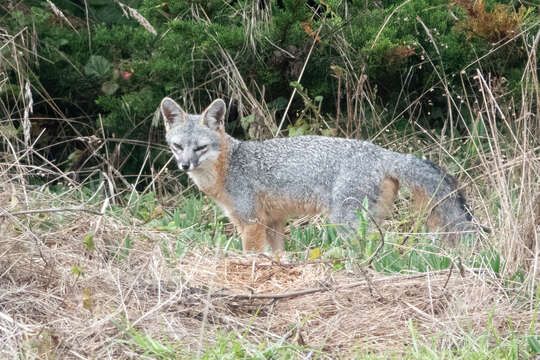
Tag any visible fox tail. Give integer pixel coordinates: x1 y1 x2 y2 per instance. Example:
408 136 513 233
387 154 487 237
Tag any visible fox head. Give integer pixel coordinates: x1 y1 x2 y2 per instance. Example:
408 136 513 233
161 97 226 172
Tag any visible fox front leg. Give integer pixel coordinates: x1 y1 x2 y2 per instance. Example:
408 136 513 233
237 221 267 252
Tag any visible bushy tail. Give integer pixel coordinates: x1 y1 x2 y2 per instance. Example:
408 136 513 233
387 154 479 236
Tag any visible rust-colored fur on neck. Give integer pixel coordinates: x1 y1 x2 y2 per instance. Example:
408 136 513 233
192 131 266 252
204 130 229 200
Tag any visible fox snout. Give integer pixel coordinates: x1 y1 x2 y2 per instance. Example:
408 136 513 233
176 159 197 172
175 151 199 172
179 162 190 171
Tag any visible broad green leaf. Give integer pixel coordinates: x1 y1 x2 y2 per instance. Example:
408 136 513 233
101 81 119 95
84 55 111 78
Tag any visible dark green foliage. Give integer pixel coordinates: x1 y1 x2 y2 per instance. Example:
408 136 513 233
1 0 536 179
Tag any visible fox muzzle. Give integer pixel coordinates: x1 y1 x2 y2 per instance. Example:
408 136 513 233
176 150 199 172
180 162 190 171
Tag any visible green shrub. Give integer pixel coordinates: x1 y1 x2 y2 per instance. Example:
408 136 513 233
1 0 536 179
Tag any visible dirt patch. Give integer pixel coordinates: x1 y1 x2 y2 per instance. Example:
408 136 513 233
216 259 303 291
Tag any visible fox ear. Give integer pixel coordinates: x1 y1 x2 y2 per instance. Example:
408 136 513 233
161 97 186 132
201 99 226 130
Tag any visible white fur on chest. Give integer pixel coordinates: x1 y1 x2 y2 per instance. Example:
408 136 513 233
188 166 217 192
188 166 232 218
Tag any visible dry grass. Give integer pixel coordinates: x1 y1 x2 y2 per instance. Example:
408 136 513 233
0 178 537 358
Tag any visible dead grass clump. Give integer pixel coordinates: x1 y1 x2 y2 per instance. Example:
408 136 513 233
215 259 304 292
455 0 531 42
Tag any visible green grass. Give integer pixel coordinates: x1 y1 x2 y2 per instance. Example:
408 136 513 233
146 193 512 277
200 332 311 360
35 181 512 282
26 185 537 359
117 317 540 359
115 322 183 359
116 321 315 359
355 326 540 360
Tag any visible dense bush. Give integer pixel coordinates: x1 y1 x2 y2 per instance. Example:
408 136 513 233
0 0 537 178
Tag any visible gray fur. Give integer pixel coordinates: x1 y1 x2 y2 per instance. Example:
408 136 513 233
162 97 479 249
226 136 473 231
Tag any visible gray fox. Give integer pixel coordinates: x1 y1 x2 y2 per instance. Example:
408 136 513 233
161 97 479 252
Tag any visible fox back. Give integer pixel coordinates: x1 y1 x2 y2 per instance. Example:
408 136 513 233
161 97 478 252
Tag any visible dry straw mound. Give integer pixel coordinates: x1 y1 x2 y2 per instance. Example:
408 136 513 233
0 184 536 358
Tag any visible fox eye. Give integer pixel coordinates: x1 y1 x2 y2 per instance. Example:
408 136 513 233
195 145 208 152
173 143 183 151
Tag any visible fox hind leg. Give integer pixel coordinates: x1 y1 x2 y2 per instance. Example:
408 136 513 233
330 176 396 239
329 193 374 239
374 176 399 225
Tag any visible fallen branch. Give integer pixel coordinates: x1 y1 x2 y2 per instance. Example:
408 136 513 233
212 268 471 301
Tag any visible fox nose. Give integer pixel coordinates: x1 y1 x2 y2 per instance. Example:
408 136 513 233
180 162 190 171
